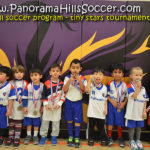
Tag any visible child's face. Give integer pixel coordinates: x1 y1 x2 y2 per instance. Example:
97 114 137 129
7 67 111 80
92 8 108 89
30 72 42 84
130 69 143 82
93 72 104 84
69 63 82 76
112 69 124 81
0 72 9 83
50 67 61 79
14 71 24 80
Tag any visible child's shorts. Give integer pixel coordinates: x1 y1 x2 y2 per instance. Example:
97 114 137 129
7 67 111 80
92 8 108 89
107 101 125 127
125 119 144 128
0 105 7 128
65 98 83 123
23 117 41 127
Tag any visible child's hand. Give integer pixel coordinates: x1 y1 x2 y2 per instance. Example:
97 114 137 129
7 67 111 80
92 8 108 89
40 107 43 114
136 80 142 88
6 109 12 116
104 109 107 115
54 105 60 110
70 76 75 82
111 101 118 108
24 107 28 114
75 75 81 82
142 111 147 119
117 102 124 109
46 104 51 111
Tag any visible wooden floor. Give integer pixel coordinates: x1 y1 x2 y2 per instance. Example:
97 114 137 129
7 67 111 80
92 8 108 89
0 139 150 150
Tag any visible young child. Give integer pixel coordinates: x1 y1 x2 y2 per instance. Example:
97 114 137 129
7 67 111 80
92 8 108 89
0 66 16 146
22 68 43 145
39 63 65 146
5 65 28 148
125 67 149 150
107 64 128 147
86 67 108 146
63 59 87 148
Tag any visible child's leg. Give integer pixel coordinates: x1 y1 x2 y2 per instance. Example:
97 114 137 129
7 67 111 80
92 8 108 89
107 125 113 138
8 119 15 140
117 126 123 139
40 120 49 137
27 125 32 136
33 126 39 137
135 127 141 141
14 120 22 139
88 118 96 141
51 121 60 137
128 128 135 141
67 121 73 137
74 123 80 139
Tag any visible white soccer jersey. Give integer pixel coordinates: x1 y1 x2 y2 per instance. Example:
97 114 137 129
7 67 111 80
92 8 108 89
107 80 128 103
10 80 28 120
64 74 87 101
22 82 43 118
87 83 107 119
125 83 149 121
0 81 16 106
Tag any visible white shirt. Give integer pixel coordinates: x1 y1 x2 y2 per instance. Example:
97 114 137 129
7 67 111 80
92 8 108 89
107 80 128 103
10 80 28 120
64 74 87 101
125 83 149 121
87 83 107 119
22 82 43 118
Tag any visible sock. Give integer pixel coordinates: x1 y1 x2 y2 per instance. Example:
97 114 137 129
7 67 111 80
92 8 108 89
135 127 141 141
129 128 135 141
34 131 38 137
75 126 80 138
27 131 31 136
117 126 122 139
108 130 112 138
67 123 73 137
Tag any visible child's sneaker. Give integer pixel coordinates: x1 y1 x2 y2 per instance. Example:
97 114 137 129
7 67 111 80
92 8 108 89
0 136 4 146
129 140 138 150
108 137 113 146
13 138 20 149
51 136 57 145
5 138 13 147
33 136 39 145
74 138 80 148
136 140 143 150
88 139 94 146
24 135 31 145
101 140 108 146
67 136 73 146
118 138 125 147
39 137 46 146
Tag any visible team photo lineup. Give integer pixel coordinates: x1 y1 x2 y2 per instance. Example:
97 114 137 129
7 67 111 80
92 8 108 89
0 59 149 150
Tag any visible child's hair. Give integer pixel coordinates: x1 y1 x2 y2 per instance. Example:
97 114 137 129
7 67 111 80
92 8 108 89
93 66 104 74
12 65 25 78
70 59 82 67
49 63 61 71
110 64 124 72
0 66 12 79
130 67 143 75
29 68 42 75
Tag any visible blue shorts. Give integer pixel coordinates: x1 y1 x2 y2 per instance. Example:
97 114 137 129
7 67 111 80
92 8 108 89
125 120 144 128
64 98 83 123
107 101 125 127
0 105 7 128
23 117 41 127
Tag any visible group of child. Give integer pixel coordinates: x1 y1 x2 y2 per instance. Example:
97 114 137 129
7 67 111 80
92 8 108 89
0 59 149 150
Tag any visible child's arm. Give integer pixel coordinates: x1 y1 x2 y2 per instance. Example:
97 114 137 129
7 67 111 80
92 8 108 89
22 84 28 114
104 100 107 115
142 101 147 119
132 81 141 99
86 75 93 93
107 96 118 107
117 97 128 109
63 76 75 93
6 99 13 116
76 75 86 92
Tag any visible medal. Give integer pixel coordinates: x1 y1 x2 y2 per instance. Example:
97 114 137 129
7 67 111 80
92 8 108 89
17 105 23 111
33 110 38 116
